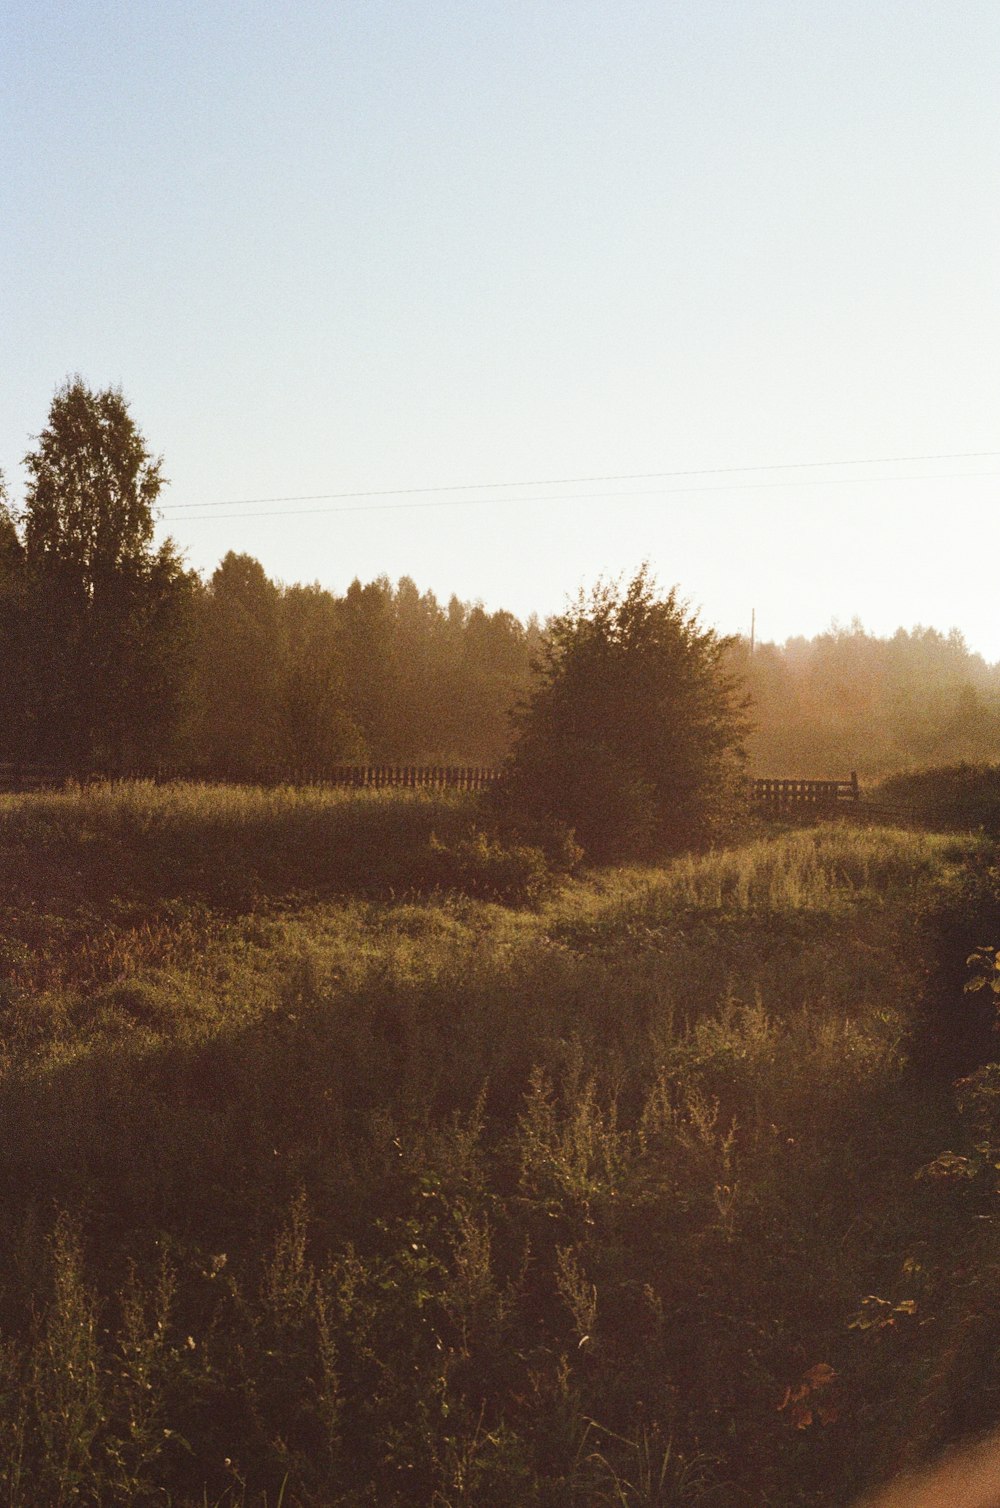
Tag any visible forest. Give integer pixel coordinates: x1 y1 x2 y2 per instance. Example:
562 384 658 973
0 380 534 773
3 380 1000 782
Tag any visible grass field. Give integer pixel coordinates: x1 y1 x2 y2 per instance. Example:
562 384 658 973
0 782 998 1505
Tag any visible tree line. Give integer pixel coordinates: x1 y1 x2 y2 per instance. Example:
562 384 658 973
4 377 1000 785
742 621 1000 779
0 380 541 773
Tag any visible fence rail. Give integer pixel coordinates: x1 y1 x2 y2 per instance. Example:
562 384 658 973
749 773 860 808
260 765 500 791
0 762 502 793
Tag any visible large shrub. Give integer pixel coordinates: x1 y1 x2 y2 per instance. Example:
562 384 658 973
877 763 1000 832
497 568 748 860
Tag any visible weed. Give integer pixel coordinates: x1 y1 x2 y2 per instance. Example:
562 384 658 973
0 784 987 1503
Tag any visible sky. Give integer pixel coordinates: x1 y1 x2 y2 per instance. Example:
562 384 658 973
3 1 999 655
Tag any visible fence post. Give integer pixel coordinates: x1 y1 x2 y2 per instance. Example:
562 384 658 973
851 770 860 801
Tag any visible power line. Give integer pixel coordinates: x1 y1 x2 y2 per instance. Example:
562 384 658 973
158 447 1000 515
159 466 1000 524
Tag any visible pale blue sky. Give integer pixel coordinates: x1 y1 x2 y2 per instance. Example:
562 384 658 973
3 2 999 652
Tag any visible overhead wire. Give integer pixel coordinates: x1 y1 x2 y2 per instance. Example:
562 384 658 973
158 464 1000 524
157 447 1000 517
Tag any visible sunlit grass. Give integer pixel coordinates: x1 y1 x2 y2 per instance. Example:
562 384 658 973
0 783 991 1504
0 779 479 906
572 824 982 919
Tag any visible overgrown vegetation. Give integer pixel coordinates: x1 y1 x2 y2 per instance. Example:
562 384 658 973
0 781 563 919
876 762 1000 833
0 784 998 1503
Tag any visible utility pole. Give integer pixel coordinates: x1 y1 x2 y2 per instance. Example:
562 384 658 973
749 608 755 658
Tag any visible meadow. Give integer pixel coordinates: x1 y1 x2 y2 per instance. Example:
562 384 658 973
0 782 998 1505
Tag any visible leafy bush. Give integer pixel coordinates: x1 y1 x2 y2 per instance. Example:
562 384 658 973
877 762 1000 832
424 829 555 906
496 567 748 861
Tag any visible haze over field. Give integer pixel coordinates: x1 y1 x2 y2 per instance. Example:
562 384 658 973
10 13 1000 1501
4 1 999 652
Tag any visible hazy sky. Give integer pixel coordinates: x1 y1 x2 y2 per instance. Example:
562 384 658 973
3 2 999 654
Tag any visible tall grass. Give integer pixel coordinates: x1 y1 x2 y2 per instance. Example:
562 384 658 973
0 784 990 1503
0 780 496 908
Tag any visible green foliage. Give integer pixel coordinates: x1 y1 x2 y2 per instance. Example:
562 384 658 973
21 377 196 767
185 566 540 773
911 849 1000 1074
0 787 986 1503
278 583 361 768
193 553 286 772
877 762 1000 832
23 378 162 576
4 387 547 775
0 782 561 914
0 470 30 765
11 375 1000 785
964 945 1000 1003
425 829 556 907
191 555 366 774
499 568 748 861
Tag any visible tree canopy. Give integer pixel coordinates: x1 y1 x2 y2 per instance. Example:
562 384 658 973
21 378 194 767
500 567 748 859
23 378 162 586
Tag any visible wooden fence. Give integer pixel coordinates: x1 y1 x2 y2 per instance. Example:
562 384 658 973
746 775 944 829
1 763 869 804
0 762 501 793
2 760 977 834
749 773 860 809
257 765 499 791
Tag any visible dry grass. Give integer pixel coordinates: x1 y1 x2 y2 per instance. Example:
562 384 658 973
0 786 992 1504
